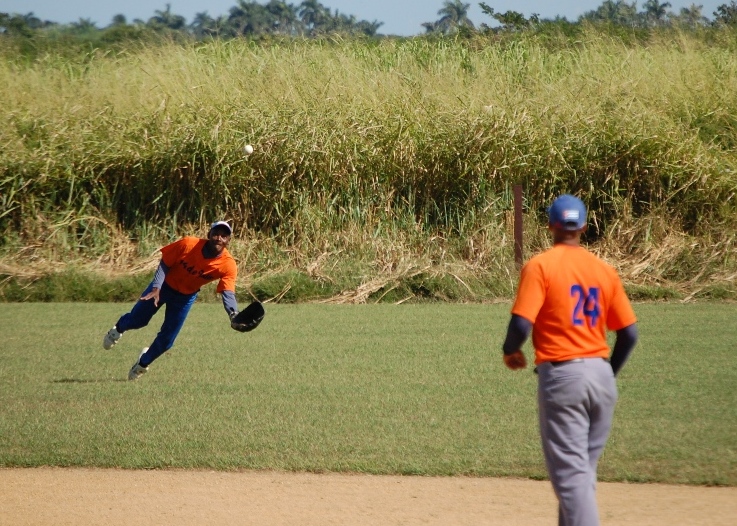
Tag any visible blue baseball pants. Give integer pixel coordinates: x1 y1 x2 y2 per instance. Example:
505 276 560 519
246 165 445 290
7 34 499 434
537 357 618 526
115 282 198 367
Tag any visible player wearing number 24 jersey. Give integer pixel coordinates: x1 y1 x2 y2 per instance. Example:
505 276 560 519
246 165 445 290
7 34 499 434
512 242 636 365
501 194 638 526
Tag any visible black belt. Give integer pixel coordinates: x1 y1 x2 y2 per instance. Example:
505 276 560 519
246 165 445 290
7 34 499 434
535 357 609 374
534 358 584 374
550 358 584 367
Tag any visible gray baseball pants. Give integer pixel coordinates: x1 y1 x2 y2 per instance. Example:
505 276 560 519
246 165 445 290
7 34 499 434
537 357 618 526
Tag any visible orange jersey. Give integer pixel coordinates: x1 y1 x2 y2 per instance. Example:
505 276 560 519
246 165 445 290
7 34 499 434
511 244 636 364
160 237 237 295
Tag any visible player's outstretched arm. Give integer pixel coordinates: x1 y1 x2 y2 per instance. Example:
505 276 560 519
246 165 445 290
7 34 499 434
140 260 170 307
610 323 638 375
221 290 238 319
502 314 532 370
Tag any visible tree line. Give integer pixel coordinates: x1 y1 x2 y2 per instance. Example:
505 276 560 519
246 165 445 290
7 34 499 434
4 1 737 41
2 0 384 39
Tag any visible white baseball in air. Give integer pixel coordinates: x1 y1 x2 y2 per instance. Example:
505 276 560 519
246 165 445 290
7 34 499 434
244 144 254 155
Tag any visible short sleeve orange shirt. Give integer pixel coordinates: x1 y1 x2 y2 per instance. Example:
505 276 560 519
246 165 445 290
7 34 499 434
159 237 237 295
511 245 636 364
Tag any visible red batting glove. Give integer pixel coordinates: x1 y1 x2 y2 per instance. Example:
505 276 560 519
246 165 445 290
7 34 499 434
503 350 527 370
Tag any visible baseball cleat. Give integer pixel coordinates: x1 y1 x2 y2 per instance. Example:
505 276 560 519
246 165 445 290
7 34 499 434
103 326 122 350
128 348 149 381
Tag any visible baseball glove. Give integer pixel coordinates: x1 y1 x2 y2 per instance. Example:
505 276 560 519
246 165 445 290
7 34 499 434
230 301 265 333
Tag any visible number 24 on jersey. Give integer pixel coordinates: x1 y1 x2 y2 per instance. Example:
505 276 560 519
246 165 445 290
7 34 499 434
571 285 600 327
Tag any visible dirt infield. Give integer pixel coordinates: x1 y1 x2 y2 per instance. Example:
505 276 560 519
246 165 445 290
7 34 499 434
2 468 736 525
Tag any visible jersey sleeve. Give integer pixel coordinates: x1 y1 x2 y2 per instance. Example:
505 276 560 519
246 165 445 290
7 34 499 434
215 257 238 294
221 290 238 317
511 259 546 324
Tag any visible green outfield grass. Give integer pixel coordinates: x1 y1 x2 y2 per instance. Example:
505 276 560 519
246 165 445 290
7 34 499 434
0 302 735 485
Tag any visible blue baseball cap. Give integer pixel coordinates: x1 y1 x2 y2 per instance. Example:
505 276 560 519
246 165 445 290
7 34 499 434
548 194 587 231
210 221 232 235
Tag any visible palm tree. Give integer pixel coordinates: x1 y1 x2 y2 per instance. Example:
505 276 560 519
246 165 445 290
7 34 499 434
323 10 353 33
265 0 302 35
678 4 707 27
581 1 638 26
299 0 329 34
110 14 127 26
436 0 475 33
714 1 737 26
0 12 49 35
228 0 272 36
70 17 98 33
21 12 45 29
191 11 219 37
354 19 383 36
642 0 672 25
148 4 187 30
0 12 59 37
1 13 19 32
421 21 441 33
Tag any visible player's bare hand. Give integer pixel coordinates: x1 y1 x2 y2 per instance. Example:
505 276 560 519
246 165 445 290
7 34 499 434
503 350 527 370
140 288 161 307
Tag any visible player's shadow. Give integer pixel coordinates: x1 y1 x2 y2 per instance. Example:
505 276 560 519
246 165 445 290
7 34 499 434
52 378 127 383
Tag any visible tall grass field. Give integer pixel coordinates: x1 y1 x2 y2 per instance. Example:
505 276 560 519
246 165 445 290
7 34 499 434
2 29 737 302
1 302 735 486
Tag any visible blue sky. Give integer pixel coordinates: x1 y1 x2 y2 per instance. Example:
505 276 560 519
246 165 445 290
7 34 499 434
2 1 726 36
